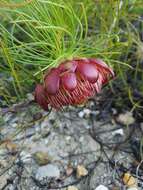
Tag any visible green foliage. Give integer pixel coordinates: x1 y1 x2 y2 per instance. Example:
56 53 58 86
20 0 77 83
0 0 143 111
0 0 90 101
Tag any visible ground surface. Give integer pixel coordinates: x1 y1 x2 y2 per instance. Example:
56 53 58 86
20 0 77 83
0 95 143 190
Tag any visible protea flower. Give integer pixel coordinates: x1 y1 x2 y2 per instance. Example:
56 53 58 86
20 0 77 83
35 58 114 110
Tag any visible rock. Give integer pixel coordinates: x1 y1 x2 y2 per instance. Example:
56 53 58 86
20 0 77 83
123 172 137 187
41 119 49 129
66 166 74 176
79 136 84 142
5 141 18 154
81 135 100 152
32 134 41 142
95 185 109 190
4 113 13 122
0 174 9 189
66 136 71 141
112 128 124 136
112 108 117 115
19 151 32 163
78 111 84 118
84 124 92 129
33 112 43 121
83 109 91 117
76 165 88 178
41 128 50 138
78 109 91 118
112 186 120 190
112 128 124 143
117 112 135 125
67 186 79 190
91 110 100 116
35 164 60 180
11 123 18 128
0 148 7 155
0 159 7 168
0 98 138 189
127 188 139 190
26 93 34 101
44 138 49 145
33 151 51 165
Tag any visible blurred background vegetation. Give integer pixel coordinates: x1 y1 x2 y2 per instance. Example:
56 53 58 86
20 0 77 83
0 0 143 120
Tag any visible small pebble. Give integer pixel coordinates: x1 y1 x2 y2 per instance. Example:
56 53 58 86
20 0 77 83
117 112 135 125
78 109 91 118
79 136 84 142
66 136 71 141
112 108 117 115
0 160 7 168
5 141 18 154
41 120 49 129
84 125 92 129
44 139 49 145
33 112 43 120
35 164 60 180
127 188 138 190
67 186 79 190
33 151 51 166
123 172 137 187
27 93 34 101
78 111 84 118
112 128 124 136
19 151 32 163
11 123 18 127
83 109 91 116
66 166 73 176
95 185 109 190
76 165 88 178
41 129 50 138
32 134 41 142
0 174 9 189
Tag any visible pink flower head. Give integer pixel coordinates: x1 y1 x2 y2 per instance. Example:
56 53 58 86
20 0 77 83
35 58 114 110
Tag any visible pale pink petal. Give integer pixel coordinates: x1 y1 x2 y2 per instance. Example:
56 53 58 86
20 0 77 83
44 68 60 95
35 84 48 110
77 60 99 83
61 72 77 91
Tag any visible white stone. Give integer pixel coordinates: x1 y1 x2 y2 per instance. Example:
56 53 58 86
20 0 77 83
68 186 79 190
127 188 138 190
112 128 124 136
78 111 84 118
84 125 92 129
12 123 18 127
19 151 32 163
44 139 49 145
26 93 34 101
83 109 91 115
79 136 84 142
112 108 117 115
66 136 71 141
117 112 135 125
35 164 60 180
76 165 88 178
78 109 91 118
95 185 109 190
35 126 41 132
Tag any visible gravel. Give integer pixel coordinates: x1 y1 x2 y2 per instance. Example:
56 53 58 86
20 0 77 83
0 101 142 190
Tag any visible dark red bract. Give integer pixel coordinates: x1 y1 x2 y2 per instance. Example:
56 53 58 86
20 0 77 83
35 58 114 110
